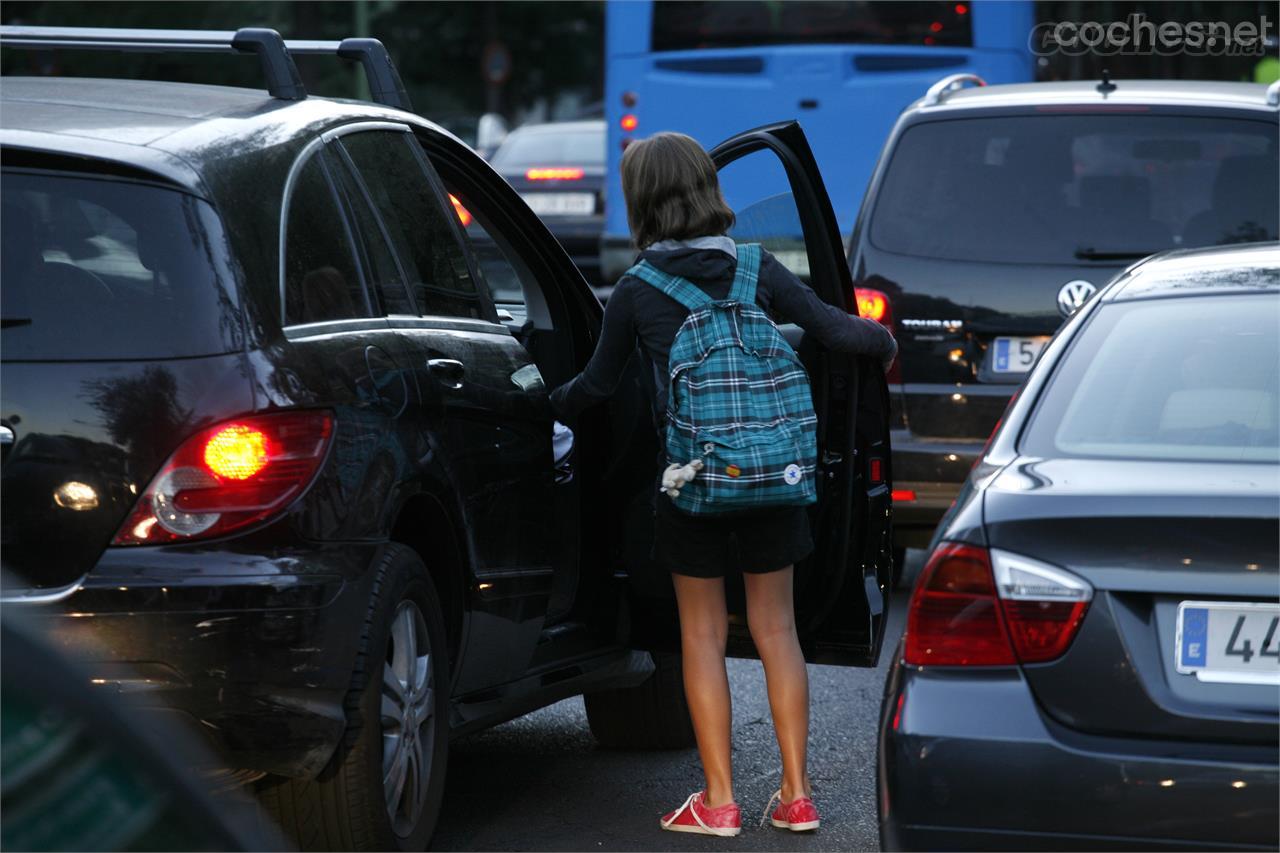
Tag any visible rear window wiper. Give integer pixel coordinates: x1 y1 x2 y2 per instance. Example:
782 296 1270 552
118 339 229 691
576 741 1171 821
1074 247 1160 261
1 317 32 328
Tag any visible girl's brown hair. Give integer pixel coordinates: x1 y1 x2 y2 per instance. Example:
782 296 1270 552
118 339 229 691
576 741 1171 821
620 132 735 248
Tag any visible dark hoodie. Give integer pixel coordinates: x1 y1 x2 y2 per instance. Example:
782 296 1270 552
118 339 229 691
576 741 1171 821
549 243 897 424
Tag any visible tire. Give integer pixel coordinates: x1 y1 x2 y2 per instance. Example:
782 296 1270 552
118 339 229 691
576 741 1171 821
584 651 696 750
258 544 450 851
891 547 907 591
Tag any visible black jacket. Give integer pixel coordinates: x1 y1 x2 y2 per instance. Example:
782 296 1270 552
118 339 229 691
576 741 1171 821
549 243 897 422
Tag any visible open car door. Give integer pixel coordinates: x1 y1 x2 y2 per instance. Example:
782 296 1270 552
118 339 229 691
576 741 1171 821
620 121 892 668
709 121 893 666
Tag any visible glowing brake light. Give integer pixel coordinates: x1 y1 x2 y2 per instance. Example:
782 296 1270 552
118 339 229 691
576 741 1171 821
448 193 472 227
203 425 269 480
113 411 333 545
620 114 638 132
854 287 890 323
525 167 584 181
891 489 917 502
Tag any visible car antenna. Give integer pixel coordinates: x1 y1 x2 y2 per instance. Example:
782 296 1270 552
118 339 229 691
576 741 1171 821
1097 69 1117 95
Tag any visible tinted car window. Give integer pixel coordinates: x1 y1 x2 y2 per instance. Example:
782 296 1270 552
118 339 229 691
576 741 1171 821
1022 288 1279 463
652 1 971 51
328 154 417 316
283 154 371 325
340 131 484 319
1 171 241 361
490 127 604 168
870 116 1279 264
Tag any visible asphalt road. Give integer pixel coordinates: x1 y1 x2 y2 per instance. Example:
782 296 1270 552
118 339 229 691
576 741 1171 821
431 553 921 852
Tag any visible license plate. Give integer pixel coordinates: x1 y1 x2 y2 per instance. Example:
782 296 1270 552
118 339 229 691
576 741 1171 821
1176 601 1280 685
519 192 595 216
991 336 1050 374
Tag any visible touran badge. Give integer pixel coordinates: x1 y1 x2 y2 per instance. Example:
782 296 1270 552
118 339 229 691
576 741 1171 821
1057 280 1096 317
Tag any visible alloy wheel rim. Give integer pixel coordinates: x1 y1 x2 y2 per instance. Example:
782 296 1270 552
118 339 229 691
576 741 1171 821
381 599 434 837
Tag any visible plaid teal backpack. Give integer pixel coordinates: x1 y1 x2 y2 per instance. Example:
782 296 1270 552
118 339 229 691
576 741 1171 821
628 243 818 514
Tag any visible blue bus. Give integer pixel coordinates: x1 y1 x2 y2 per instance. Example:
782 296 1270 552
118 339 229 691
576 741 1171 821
601 0 1034 281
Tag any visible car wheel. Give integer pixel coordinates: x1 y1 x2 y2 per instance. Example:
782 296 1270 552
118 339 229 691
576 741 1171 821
584 651 696 750
258 544 449 851
890 547 907 590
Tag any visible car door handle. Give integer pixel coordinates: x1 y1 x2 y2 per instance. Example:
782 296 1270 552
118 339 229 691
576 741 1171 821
427 358 465 389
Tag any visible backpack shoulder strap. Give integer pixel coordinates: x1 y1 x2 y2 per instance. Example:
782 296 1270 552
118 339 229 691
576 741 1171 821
728 243 762 305
627 259 713 311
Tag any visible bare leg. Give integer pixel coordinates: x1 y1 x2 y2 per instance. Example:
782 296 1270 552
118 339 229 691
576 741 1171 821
744 566 812 803
671 573 734 808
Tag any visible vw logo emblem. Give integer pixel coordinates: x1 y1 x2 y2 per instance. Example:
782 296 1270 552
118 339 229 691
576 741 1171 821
1057 280 1096 317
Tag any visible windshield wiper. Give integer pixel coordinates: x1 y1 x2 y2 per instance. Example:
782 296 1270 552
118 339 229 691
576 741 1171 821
0 317 32 328
1074 247 1160 261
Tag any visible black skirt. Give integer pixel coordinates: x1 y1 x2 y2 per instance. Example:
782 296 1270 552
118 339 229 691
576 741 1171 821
651 489 814 579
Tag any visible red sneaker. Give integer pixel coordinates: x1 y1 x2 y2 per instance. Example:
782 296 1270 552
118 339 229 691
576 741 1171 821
660 791 742 837
763 789 820 832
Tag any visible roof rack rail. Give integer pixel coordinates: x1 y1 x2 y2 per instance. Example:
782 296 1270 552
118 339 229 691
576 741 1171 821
1 26 414 111
286 37 412 112
0 25 306 100
1267 79 1280 107
922 73 986 107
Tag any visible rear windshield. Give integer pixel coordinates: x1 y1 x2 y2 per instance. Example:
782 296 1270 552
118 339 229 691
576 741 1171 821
1 170 241 361
490 128 604 169
870 115 1279 264
652 1 972 51
1021 290 1279 463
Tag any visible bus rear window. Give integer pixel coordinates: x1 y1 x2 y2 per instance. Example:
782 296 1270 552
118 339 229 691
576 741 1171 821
1 171 242 361
651 1 973 51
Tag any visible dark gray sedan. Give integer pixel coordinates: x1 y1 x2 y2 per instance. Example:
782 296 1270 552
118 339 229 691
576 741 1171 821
878 243 1279 851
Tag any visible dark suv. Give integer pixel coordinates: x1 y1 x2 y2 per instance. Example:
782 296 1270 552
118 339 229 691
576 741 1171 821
0 27 894 851
848 74 1280 572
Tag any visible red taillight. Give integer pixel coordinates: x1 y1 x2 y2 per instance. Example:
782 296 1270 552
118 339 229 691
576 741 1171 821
620 113 638 132
113 411 334 545
905 543 1013 666
891 489 916 502
525 167 584 181
448 193 472 227
904 543 1093 667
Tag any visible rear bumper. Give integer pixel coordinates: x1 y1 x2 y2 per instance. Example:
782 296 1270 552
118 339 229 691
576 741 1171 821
878 658 1279 851
30 542 382 779
890 431 983 548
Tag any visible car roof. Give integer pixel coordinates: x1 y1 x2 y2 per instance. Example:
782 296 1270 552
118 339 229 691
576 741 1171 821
0 76 456 194
914 79 1276 115
1105 243 1280 302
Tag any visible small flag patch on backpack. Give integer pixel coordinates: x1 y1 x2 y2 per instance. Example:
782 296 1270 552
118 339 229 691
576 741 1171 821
725 464 742 478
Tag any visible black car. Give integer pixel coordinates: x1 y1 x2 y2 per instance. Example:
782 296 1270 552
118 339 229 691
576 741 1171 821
848 75 1280 577
487 119 606 288
878 244 1279 851
0 27 894 851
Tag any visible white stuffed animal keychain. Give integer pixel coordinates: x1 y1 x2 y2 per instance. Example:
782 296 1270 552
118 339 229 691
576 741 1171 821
660 459 703 499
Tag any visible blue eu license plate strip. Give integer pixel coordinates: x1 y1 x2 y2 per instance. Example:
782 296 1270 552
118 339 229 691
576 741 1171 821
994 339 1010 372
1179 606 1209 667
